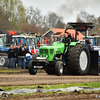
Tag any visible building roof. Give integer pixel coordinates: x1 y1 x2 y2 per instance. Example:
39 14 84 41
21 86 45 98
51 28 65 35
43 28 65 36
43 28 84 40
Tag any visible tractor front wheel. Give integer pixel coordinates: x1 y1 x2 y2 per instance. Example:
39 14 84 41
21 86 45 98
55 61 63 76
28 60 37 75
28 53 39 75
0 53 8 67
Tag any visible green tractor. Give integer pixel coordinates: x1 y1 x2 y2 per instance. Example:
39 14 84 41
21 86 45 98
28 22 99 75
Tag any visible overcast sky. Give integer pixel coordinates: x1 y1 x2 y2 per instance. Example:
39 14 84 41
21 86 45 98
21 0 100 23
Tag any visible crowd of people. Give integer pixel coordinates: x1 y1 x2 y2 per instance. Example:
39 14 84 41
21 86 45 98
8 44 32 69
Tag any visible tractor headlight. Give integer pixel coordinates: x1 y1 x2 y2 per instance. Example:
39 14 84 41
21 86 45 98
46 55 49 58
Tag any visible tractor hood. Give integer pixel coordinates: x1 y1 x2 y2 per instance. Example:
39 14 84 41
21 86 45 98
0 47 9 53
39 42 65 61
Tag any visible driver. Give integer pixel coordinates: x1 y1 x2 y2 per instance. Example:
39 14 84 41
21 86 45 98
62 32 71 44
85 39 94 51
62 32 71 55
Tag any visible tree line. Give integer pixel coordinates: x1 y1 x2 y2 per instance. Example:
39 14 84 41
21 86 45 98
0 0 100 35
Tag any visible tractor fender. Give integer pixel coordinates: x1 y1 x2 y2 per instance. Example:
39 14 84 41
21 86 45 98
70 42 80 46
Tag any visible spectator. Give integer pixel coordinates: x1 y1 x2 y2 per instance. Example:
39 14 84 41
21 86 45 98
85 39 94 51
14 45 20 69
8 45 13 69
31 47 37 54
38 40 40 47
8 45 16 69
17 44 31 69
44 38 48 44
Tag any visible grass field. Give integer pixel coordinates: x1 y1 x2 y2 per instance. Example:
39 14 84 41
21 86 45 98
0 68 27 73
1 82 100 91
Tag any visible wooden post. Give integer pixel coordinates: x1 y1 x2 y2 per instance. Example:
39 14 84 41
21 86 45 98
87 30 88 36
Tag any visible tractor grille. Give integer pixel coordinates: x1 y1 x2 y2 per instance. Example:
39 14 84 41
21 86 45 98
40 49 43 54
40 49 48 54
50 49 54 54
56 51 61 54
44 49 48 54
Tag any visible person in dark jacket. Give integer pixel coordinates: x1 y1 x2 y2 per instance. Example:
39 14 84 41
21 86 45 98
86 39 94 51
62 32 71 54
14 45 20 69
62 32 71 44
71 34 75 42
8 45 16 69
17 44 31 69
8 45 13 69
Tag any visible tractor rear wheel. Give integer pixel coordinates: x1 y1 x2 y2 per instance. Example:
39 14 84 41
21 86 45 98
55 61 63 76
67 44 90 75
0 53 8 67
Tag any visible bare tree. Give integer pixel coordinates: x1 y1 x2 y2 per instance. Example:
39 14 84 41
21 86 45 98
76 11 98 35
25 6 43 33
44 11 64 29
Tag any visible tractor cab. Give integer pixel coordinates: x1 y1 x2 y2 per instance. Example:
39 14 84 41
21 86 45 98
68 22 95 41
0 34 10 53
0 34 6 47
12 35 35 48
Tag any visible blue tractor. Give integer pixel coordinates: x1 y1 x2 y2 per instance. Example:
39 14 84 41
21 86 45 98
0 34 12 67
83 35 100 70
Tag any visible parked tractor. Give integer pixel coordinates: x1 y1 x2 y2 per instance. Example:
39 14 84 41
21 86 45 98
83 35 100 69
0 33 12 67
28 22 99 76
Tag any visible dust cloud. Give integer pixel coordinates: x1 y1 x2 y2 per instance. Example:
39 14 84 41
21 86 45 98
56 0 100 22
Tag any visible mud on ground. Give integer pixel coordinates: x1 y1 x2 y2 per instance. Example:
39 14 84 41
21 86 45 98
0 91 100 100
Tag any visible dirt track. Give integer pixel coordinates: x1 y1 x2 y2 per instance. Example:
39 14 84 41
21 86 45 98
0 71 100 86
0 71 100 100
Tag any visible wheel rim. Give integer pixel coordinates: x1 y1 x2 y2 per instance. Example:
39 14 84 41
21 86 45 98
59 64 63 74
34 69 37 72
33 66 37 72
0 58 5 66
79 50 88 71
